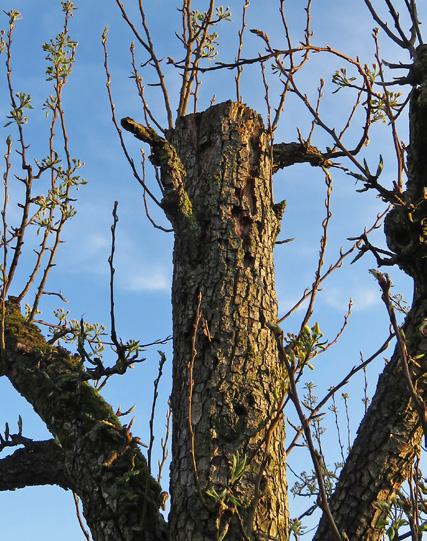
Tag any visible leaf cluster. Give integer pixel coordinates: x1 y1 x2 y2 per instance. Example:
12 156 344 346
43 31 77 83
286 323 326 371
5 92 33 127
190 6 231 60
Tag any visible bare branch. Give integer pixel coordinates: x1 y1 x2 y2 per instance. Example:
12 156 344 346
269 325 344 541
278 209 386 323
102 29 163 210
286 333 393 454
363 0 412 52
273 142 332 173
121 117 197 232
299 168 333 332
115 0 173 128
371 270 427 440
0 439 71 491
235 0 250 102
72 492 92 541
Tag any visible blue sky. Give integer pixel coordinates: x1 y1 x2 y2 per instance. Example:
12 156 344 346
0 1 420 538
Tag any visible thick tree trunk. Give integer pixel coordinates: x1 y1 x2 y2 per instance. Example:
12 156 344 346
3 101 290 541
167 101 288 541
315 50 427 541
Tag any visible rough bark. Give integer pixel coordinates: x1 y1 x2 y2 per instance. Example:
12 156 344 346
314 322 423 540
0 439 71 491
166 101 288 541
2 302 167 541
272 142 331 173
7 84 426 541
315 46 427 541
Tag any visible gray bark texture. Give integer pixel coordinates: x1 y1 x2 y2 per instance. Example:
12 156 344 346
315 46 427 541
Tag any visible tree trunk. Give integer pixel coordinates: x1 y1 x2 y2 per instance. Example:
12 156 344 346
2 302 167 541
314 326 423 540
315 50 427 541
167 101 288 541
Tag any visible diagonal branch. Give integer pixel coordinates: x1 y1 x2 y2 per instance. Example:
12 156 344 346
314 300 425 540
121 117 199 235
2 302 167 541
363 0 410 51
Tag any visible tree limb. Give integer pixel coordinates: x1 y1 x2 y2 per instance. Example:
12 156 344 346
272 142 332 173
0 439 71 491
2 301 167 541
314 303 425 541
121 117 199 235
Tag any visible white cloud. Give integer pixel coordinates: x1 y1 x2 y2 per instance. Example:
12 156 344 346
56 195 173 294
121 269 170 293
325 285 380 312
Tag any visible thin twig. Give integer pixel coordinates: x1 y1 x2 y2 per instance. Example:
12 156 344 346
108 201 120 351
17 92 60 302
102 28 163 209
187 290 207 506
363 0 411 52
270 326 343 540
114 0 173 128
179 1 215 117
372 270 426 439
278 209 386 323
331 393 346 463
1 137 12 359
129 42 164 134
299 167 333 333
4 15 33 296
157 401 171 484
72 492 91 541
140 150 172 233
29 8 77 320
286 333 393 454
142 353 167 526
235 0 250 102
373 31 405 192
147 352 167 473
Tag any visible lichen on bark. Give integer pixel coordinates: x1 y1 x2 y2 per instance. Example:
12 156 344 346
2 302 167 541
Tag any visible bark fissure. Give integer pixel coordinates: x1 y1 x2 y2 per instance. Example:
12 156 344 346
168 101 288 541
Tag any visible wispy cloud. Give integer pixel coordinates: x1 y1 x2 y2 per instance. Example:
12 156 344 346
59 201 171 294
324 285 380 312
120 268 170 293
